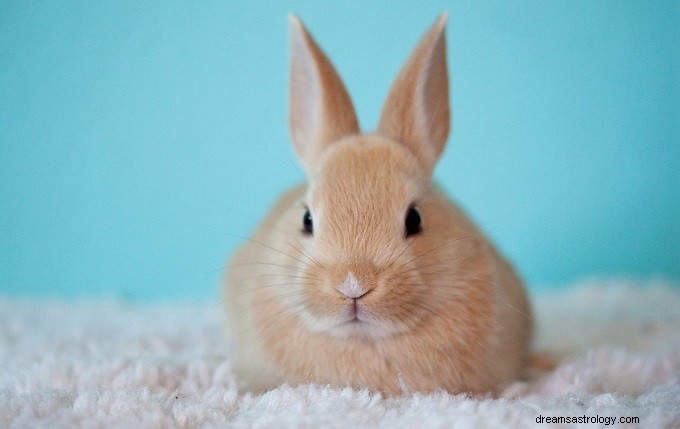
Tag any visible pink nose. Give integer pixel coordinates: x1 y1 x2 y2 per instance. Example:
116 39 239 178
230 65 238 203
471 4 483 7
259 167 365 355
337 271 367 299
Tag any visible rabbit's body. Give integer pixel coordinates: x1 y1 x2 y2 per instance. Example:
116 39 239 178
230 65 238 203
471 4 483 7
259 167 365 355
224 14 532 395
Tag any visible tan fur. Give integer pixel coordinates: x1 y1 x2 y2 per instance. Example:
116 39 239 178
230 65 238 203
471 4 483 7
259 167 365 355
224 14 532 395
289 15 359 173
378 14 450 176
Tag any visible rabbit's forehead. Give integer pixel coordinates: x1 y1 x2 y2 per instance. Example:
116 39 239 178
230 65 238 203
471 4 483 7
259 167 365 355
308 136 424 212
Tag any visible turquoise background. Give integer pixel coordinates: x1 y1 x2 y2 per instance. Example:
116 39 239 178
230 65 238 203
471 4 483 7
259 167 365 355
1 1 678 299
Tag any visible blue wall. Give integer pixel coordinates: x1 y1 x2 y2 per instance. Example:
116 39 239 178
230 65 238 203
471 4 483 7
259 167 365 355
1 1 678 299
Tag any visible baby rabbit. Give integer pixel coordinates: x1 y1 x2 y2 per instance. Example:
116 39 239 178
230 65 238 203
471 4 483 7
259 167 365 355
224 13 532 395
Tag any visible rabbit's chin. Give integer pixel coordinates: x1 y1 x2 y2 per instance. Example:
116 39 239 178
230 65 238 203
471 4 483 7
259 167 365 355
297 306 406 340
327 320 403 339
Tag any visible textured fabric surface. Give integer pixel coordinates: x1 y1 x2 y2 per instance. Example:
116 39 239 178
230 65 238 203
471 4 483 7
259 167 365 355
1 279 679 428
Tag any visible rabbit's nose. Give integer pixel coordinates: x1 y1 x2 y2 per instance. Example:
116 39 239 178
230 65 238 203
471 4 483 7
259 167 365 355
332 261 378 298
337 271 367 299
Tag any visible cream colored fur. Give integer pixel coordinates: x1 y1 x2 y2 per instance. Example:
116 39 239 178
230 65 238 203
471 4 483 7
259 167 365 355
224 13 532 395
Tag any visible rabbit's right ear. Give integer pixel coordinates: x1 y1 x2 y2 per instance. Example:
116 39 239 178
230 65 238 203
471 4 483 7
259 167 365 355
289 15 359 175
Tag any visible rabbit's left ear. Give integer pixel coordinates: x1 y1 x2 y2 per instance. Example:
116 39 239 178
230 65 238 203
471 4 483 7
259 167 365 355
378 13 450 176
289 15 359 174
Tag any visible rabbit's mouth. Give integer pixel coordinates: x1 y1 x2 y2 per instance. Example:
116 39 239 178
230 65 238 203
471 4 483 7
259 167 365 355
348 297 365 321
324 304 402 339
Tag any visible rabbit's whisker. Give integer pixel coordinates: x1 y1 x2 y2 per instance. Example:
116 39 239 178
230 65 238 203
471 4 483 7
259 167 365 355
221 232 318 271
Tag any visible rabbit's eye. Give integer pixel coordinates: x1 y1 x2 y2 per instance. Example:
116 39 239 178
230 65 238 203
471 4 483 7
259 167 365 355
405 207 422 237
302 209 313 235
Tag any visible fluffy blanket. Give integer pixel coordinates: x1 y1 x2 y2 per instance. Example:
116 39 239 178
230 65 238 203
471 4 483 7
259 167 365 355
1 279 679 428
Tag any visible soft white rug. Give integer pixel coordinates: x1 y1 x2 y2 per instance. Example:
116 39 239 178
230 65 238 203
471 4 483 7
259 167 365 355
1 279 679 428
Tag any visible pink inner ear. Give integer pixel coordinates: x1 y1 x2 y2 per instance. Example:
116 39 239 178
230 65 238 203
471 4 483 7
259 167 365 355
419 28 449 154
377 14 450 176
290 21 321 151
288 16 359 175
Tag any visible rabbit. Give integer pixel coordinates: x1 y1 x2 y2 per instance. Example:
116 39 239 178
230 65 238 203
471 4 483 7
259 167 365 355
223 13 533 396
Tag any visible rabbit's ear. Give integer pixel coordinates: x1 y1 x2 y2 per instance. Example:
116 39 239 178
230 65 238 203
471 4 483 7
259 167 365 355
378 13 449 176
289 15 359 174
